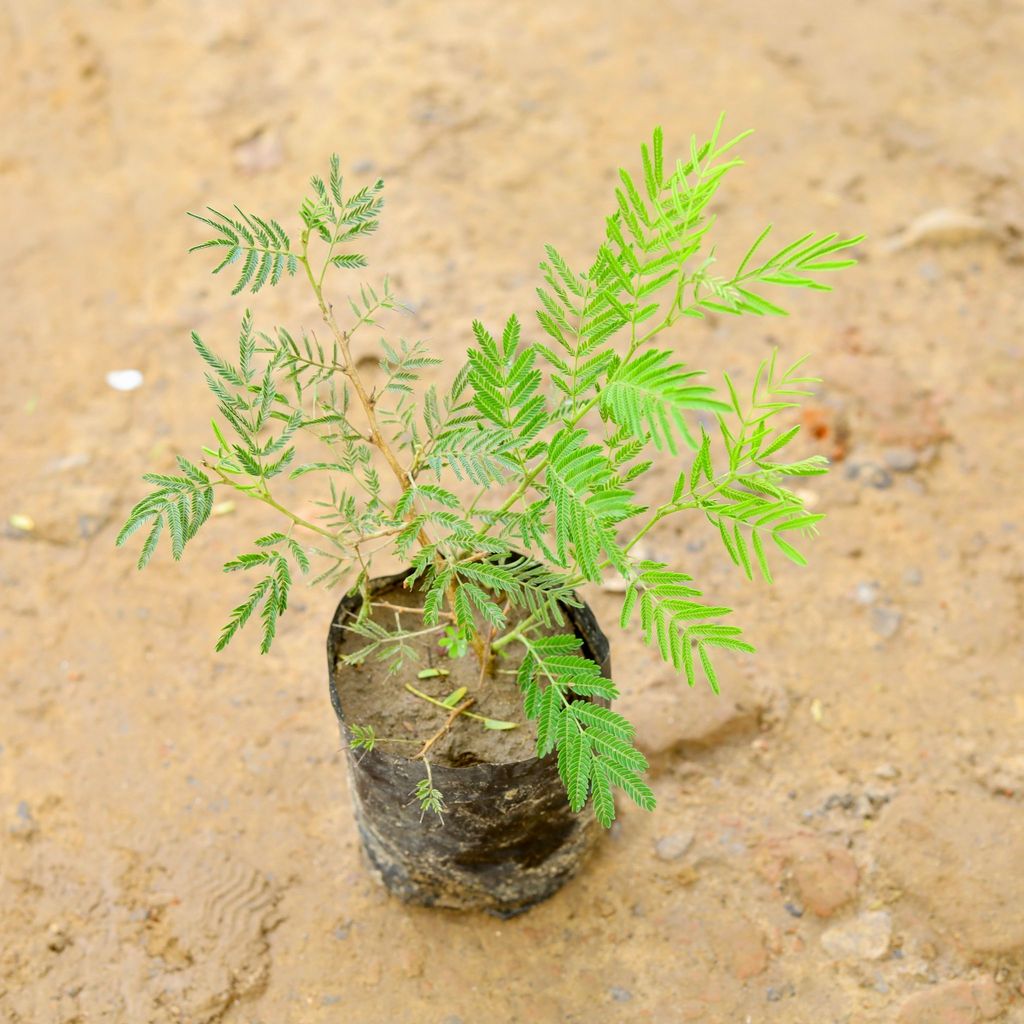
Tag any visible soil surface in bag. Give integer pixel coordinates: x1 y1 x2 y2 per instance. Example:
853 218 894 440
335 579 565 766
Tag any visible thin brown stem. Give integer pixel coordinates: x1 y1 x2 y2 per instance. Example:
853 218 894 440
414 697 476 759
301 242 482 660
371 601 456 621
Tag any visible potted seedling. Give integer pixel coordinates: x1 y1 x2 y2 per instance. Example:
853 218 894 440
118 119 860 914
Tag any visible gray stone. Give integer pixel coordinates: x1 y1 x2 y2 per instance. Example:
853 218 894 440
855 581 879 605
766 982 795 1002
609 987 633 1002
824 792 856 812
9 800 36 840
654 830 695 861
820 911 892 960
883 447 919 472
845 460 893 489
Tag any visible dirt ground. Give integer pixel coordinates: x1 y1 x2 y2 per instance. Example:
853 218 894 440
3 1 1024 1021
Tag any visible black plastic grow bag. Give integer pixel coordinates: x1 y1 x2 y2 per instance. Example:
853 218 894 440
327 568 611 915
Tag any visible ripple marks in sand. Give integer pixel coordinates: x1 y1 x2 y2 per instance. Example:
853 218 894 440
151 846 283 1023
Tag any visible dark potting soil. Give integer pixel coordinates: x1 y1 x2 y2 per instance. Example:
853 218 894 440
335 581 565 767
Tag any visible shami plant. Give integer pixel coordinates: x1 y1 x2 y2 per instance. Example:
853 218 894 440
118 118 861 827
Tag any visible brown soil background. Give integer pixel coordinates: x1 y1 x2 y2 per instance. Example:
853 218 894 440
3 2 1024 1022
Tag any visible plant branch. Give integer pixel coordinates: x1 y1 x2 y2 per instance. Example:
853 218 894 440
372 600 456 621
413 696 476 759
301 238 479 658
208 463 341 544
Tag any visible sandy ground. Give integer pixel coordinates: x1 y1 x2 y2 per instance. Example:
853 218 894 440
3 1 1024 1021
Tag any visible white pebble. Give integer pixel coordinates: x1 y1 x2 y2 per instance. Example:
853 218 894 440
106 369 144 392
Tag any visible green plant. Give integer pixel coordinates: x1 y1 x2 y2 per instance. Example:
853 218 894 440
118 118 861 826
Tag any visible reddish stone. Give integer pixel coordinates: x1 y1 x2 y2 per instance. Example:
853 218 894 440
897 977 1004 1024
708 917 768 980
756 833 859 917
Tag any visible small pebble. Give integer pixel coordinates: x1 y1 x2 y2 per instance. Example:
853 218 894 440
870 605 903 639
232 127 284 174
47 453 91 472
845 460 892 489
874 764 900 780
9 800 37 839
854 795 875 819
609 987 633 1003
864 785 894 808
883 447 919 472
654 830 695 862
855 581 879 605
784 902 804 918
824 793 856 812
820 911 892 960
47 925 70 953
106 369 144 392
9 514 35 533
